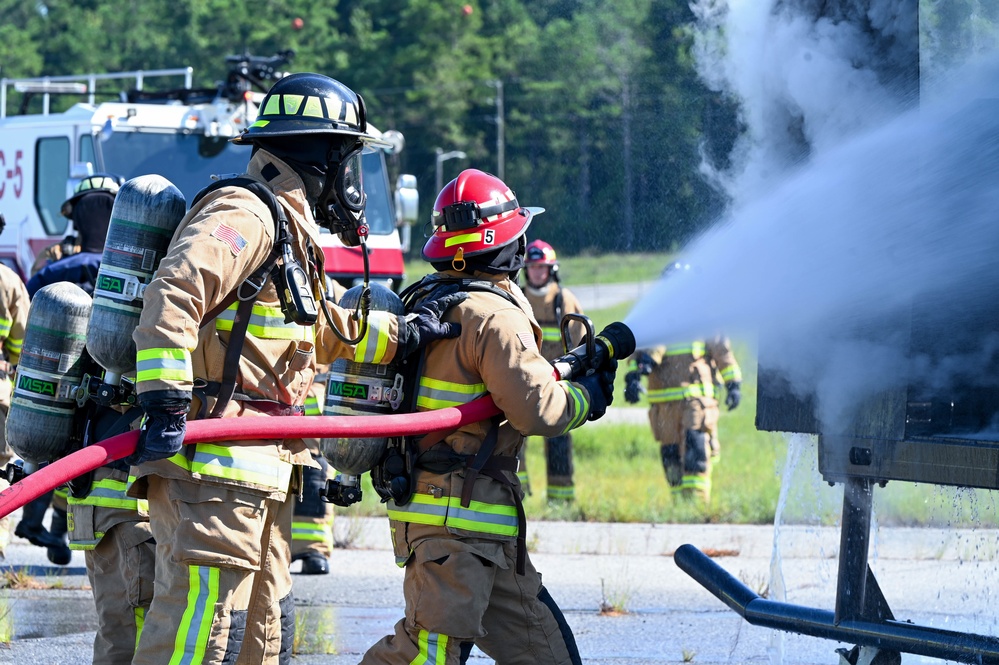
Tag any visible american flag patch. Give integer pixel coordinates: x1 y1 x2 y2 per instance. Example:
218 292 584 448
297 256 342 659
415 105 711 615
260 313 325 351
211 223 248 256
516 331 537 351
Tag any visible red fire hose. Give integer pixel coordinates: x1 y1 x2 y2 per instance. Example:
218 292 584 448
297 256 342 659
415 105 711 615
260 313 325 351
0 395 501 520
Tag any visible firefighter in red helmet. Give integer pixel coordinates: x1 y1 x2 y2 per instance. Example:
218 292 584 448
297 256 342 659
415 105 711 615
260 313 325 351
520 239 586 502
362 169 615 665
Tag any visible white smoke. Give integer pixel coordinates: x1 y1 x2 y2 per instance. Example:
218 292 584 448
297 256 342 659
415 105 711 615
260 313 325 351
690 0 912 207
626 1 999 429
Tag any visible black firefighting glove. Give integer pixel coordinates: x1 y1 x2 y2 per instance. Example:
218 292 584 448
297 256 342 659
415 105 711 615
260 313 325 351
578 359 618 422
398 291 469 357
635 351 655 375
125 391 191 466
624 370 643 404
725 381 742 411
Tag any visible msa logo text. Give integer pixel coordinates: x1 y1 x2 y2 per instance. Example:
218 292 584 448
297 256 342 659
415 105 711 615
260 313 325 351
328 381 368 399
18 375 56 396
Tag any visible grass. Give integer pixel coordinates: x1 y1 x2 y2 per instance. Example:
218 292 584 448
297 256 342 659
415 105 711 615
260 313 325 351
598 577 631 616
335 333 781 525
402 251 671 289
332 251 999 530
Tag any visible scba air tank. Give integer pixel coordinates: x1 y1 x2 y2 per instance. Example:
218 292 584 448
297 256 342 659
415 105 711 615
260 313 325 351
87 174 186 376
7 282 93 465
320 283 406 475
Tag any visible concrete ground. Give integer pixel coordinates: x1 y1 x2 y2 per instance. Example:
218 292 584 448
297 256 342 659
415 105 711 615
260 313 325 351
0 512 997 664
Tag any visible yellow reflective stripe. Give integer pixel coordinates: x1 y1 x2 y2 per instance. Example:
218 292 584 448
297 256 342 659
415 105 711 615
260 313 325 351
215 303 310 341
647 383 715 403
4 336 22 354
135 606 145 653
302 96 324 118
292 521 332 543
547 485 575 500
0 317 10 336
561 381 588 434
665 342 706 357
283 94 304 115
304 394 323 416
262 94 281 116
354 311 393 364
136 347 193 384
721 366 742 382
388 493 518 536
261 93 343 120
67 477 147 511
416 377 487 410
540 327 561 342
444 232 481 248
167 444 293 490
171 565 219 665
410 629 448 665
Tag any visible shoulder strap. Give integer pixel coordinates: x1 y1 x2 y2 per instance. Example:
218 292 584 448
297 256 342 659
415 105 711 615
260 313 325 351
552 286 565 327
401 274 521 311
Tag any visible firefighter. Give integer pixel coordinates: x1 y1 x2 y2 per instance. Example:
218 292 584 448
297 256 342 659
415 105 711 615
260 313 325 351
0 212 30 555
520 239 586 502
291 282 346 576
361 169 617 665
17 179 124 566
126 72 462 665
27 174 120 297
18 175 122 571
290 376 336 574
29 174 158 663
624 264 742 502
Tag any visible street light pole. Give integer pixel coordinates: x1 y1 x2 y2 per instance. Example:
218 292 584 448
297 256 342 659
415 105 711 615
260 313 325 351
489 79 505 179
435 147 468 195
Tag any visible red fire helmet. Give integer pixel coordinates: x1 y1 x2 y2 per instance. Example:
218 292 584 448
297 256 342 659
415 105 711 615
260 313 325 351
422 169 544 263
525 239 557 266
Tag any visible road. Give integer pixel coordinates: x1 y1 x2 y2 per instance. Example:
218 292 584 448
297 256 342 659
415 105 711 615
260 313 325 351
569 280 658 312
1 514 997 664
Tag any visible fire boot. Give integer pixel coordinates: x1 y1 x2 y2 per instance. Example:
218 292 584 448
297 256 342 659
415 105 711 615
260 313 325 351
292 551 330 575
14 492 62 548
46 507 71 565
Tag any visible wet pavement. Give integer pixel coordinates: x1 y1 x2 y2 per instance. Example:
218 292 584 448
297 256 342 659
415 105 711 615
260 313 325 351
1 510 998 664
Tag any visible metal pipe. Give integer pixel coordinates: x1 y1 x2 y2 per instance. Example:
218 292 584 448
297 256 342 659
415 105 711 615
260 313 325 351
674 544 999 664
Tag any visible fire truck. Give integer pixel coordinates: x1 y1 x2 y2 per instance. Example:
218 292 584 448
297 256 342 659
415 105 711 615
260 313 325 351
0 51 418 288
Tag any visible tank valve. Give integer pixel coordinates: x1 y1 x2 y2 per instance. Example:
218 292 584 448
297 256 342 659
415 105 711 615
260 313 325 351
322 474 363 507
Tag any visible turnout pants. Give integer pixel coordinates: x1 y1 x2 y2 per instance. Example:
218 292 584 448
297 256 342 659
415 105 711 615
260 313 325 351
362 524 579 665
86 520 156 664
291 454 334 560
132 475 295 665
648 398 719 500
516 435 576 502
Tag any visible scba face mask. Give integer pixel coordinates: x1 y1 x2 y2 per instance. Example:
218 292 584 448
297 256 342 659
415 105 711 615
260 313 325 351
316 146 367 246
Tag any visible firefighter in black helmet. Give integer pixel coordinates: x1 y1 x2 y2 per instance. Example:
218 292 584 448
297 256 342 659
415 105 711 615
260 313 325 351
128 72 463 665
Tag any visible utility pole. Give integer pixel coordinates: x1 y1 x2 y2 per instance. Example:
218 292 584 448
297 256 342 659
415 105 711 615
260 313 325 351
489 79 505 179
435 147 467 195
